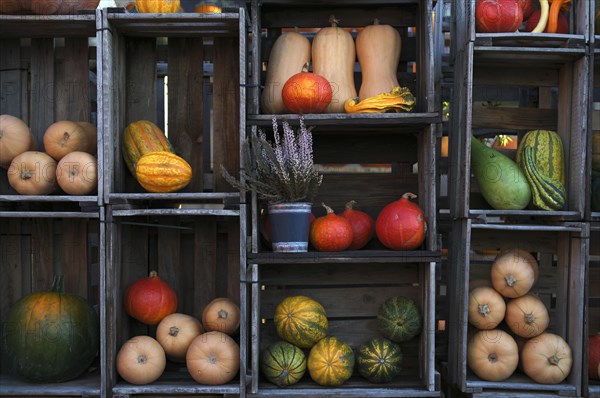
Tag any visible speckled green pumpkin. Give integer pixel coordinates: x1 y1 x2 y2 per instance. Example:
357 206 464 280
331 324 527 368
356 337 403 383
377 296 422 343
260 341 306 387
273 296 328 349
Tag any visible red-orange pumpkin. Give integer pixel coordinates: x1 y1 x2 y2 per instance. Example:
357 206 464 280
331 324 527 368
282 71 333 114
475 0 523 33
124 271 178 325
339 200 374 250
310 203 353 252
589 334 600 380
376 193 427 250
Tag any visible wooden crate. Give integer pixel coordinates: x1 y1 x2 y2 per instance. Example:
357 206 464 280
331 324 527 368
446 222 587 397
0 212 104 397
586 224 600 398
0 14 102 213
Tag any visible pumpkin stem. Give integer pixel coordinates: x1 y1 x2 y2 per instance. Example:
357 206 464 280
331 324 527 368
487 353 498 363
301 62 310 73
321 202 334 214
505 274 517 287
169 326 180 337
329 15 339 27
525 312 537 324
345 200 357 210
218 309 229 319
60 131 70 147
401 192 418 200
137 354 148 364
548 355 560 366
478 303 491 317
21 169 33 180
373 18 380 25
149 270 158 278
51 275 65 294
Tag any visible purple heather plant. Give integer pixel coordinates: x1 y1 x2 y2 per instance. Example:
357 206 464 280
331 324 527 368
221 116 322 204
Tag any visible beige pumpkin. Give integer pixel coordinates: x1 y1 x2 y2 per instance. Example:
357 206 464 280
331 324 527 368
156 313 204 363
467 329 518 382
505 294 549 338
56 151 97 195
8 151 57 195
202 298 240 335
521 332 572 384
0 114 36 168
116 335 166 385
468 286 506 330
491 248 538 298
43 120 96 160
76 122 98 155
186 331 240 385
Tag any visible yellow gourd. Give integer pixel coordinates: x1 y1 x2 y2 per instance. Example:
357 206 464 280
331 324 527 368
312 16 357 113
261 30 311 114
356 19 401 101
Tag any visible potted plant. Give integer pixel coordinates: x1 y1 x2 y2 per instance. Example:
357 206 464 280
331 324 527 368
221 116 322 252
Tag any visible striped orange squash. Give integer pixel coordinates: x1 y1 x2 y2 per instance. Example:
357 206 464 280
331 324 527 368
135 0 180 13
135 151 192 193
122 120 173 175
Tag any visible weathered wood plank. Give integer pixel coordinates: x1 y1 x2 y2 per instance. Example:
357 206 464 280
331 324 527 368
55 37 90 122
30 38 55 147
0 220 25 327
474 66 559 87
31 219 55 292
157 218 182 311
60 219 89 299
0 39 24 117
472 107 558 131
194 220 217 314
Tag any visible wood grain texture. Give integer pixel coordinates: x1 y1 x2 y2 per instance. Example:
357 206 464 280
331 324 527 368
55 37 90 122
30 38 55 147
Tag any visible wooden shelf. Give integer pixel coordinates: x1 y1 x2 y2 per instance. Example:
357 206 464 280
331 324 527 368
465 371 578 396
0 14 97 38
0 371 100 396
247 113 441 130
248 250 441 264
113 370 240 396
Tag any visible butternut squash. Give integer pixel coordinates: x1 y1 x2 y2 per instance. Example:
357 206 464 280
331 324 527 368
312 16 357 113
261 30 311 114
356 19 401 101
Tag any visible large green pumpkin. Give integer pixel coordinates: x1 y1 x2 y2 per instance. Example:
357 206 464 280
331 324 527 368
307 336 354 386
377 296 422 343
1 275 100 382
273 296 328 349
260 341 306 387
356 337 402 383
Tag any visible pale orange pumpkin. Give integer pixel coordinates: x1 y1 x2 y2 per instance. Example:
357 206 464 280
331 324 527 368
504 294 549 338
186 331 240 385
0 114 36 169
135 0 180 13
195 3 221 13
468 286 506 330
521 332 572 384
43 120 96 160
202 298 240 335
156 313 204 363
56 151 97 195
116 335 166 385
76 122 98 155
491 248 538 298
467 329 518 382
8 151 57 195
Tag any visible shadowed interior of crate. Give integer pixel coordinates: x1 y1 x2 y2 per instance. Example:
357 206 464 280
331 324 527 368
257 262 428 387
589 229 600 338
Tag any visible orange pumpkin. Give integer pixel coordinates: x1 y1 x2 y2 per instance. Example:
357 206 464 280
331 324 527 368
116 335 166 385
8 151 57 195
124 271 178 325
281 71 333 114
491 248 538 298
134 151 192 193
310 203 353 252
467 329 518 382
156 313 204 363
521 333 572 384
135 0 180 13
43 120 96 160
56 151 97 195
186 331 240 385
195 3 221 13
0 114 36 168
202 298 240 335
504 294 549 338
468 286 506 330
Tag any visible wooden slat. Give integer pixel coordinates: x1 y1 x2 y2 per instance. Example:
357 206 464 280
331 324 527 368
471 107 558 131
157 217 182 311
30 38 55 147
194 220 217 314
474 66 559 87
0 220 26 327
0 39 24 117
60 219 89 299
31 219 55 292
55 37 90 122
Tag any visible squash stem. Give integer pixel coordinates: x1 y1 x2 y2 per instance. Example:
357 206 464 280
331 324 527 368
322 202 335 214
548 355 560 366
478 303 491 317
345 200 357 210
51 274 65 294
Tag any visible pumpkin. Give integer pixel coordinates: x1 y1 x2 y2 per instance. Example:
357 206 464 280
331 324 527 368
273 295 328 349
356 19 401 101
356 337 402 383
491 248 538 298
186 331 240 385
122 120 174 175
124 271 178 325
1 275 99 382
76 121 98 154
521 332 572 384
0 0 22 14
194 3 221 13
0 114 37 168
56 0 100 14
467 329 518 381
55 151 97 195
375 193 427 250
43 120 96 160
504 294 549 338
135 0 180 13
518 0 535 20
339 200 375 250
261 30 311 114
260 341 307 387
282 71 333 114
156 313 204 363
468 286 506 330
589 334 600 380
30 0 62 14
377 296 422 343
307 337 355 386
310 203 354 252
524 9 569 33
134 151 192 193
116 335 166 385
312 16 357 113
8 151 57 195
202 297 240 335
476 0 523 33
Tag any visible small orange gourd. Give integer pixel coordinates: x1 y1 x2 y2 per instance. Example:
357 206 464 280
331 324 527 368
202 298 240 335
0 114 36 168
467 329 518 382
310 203 353 252
491 248 538 298
116 335 166 385
468 286 506 330
521 332 572 384
504 294 549 338
186 331 240 385
156 313 204 363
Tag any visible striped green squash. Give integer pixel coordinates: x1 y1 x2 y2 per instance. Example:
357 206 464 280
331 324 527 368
377 296 422 343
260 341 306 387
357 337 402 383
307 337 355 386
521 147 566 210
273 296 328 349
516 130 565 185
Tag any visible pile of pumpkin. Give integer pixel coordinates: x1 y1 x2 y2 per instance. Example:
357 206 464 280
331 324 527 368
1 114 98 195
116 271 241 385
261 16 414 115
259 294 422 387
467 248 573 384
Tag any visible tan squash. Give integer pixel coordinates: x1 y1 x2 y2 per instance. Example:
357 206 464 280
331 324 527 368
76 122 98 155
186 331 240 385
356 19 401 101
116 335 166 385
0 114 36 168
43 120 96 160
491 248 538 298
505 294 549 338
156 313 204 363
56 151 97 195
8 151 57 195
521 332 572 384
467 329 518 382
202 298 240 335
312 16 357 113
468 286 506 330
261 30 311 114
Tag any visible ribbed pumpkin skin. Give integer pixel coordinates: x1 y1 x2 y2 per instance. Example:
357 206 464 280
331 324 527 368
377 296 422 343
135 151 192 193
122 120 173 175
308 337 355 386
260 341 307 386
516 130 565 184
1 276 99 382
135 0 180 13
357 337 402 383
273 296 328 349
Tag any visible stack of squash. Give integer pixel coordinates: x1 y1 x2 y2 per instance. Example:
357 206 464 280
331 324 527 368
467 248 572 384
